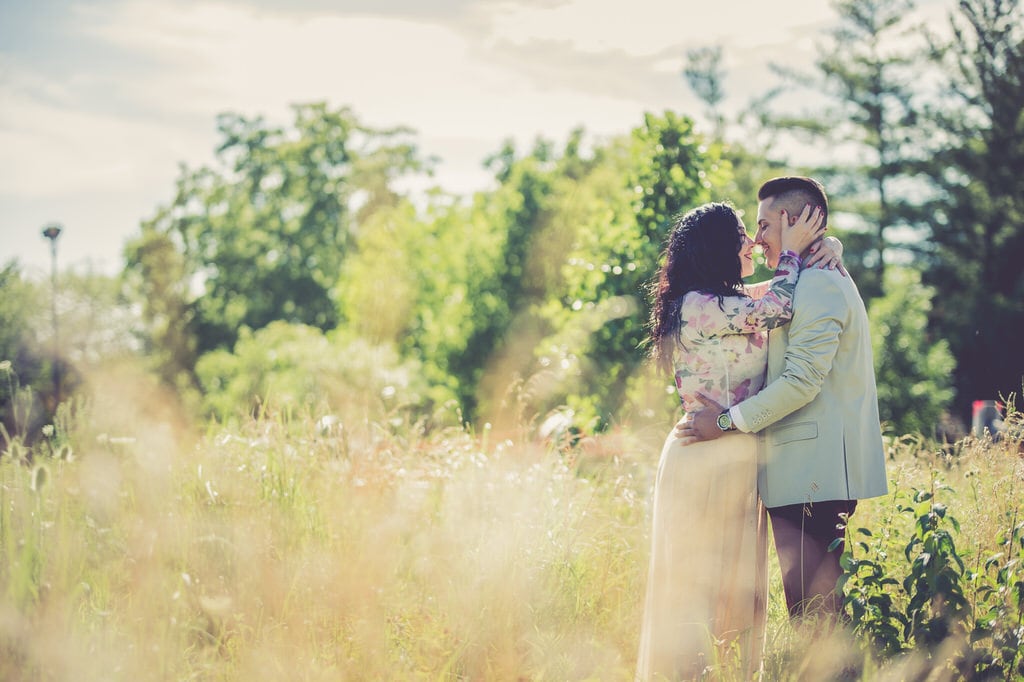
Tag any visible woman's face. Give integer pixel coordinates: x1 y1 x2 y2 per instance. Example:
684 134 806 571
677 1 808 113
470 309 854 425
738 219 756 278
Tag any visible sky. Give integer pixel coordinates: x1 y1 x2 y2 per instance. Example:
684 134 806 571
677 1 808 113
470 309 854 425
0 0 955 279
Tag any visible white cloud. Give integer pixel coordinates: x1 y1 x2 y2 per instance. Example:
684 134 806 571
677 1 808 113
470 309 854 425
74 2 527 134
41 0 678 188
486 0 837 56
0 63 212 198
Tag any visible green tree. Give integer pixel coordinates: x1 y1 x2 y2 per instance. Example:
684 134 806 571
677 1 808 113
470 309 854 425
459 138 557 420
0 262 47 435
336 200 422 346
868 267 954 436
0 262 42 372
337 130 602 425
338 133 582 423
683 46 726 139
770 0 923 300
919 0 1024 419
0 264 113 434
385 197 497 410
194 321 434 422
534 112 728 427
122 227 197 392
124 102 430 385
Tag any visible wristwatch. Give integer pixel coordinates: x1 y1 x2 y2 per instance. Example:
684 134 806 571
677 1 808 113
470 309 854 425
716 410 736 432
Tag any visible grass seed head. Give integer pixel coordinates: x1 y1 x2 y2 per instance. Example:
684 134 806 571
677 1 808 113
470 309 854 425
31 463 49 492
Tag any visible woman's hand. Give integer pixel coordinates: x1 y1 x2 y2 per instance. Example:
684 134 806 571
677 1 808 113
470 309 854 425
804 235 848 276
779 204 826 256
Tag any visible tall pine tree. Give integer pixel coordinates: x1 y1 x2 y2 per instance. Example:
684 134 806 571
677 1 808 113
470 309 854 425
771 0 922 300
919 0 1024 419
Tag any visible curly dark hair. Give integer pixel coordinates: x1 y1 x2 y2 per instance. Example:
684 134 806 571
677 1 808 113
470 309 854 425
648 202 746 374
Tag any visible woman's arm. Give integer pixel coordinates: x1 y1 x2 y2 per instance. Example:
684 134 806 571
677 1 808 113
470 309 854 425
742 236 845 299
804 235 847 274
682 251 802 339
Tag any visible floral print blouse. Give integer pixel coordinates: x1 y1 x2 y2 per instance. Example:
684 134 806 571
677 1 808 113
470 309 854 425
672 252 801 413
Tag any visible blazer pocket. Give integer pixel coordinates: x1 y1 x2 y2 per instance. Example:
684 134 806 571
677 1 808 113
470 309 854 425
771 421 818 445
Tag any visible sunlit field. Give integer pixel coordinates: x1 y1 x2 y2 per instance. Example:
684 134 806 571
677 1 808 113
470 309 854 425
1 366 1022 681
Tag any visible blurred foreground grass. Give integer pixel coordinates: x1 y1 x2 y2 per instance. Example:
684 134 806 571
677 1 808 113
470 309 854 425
1 368 1021 680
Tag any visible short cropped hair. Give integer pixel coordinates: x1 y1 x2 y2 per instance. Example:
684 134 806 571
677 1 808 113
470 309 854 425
757 176 829 227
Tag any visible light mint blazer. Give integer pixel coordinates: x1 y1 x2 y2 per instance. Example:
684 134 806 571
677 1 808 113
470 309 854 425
734 268 889 508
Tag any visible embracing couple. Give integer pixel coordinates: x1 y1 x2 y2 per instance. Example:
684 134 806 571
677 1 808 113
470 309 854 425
636 176 888 680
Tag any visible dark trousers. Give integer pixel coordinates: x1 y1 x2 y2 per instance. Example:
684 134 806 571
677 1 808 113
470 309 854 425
767 499 857 619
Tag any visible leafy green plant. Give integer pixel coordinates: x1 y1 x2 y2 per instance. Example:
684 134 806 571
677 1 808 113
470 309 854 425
838 489 908 657
868 267 955 438
899 487 969 648
841 468 1024 679
966 493 1024 678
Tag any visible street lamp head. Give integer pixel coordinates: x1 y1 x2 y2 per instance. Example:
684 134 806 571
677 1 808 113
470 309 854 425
42 223 63 241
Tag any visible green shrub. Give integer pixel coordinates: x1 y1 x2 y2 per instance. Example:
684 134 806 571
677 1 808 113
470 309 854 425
195 321 451 423
840 424 1024 678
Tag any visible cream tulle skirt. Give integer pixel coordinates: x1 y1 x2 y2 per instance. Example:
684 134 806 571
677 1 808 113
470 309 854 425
636 431 767 681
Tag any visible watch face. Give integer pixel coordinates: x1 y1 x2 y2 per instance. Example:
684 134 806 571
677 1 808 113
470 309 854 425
716 412 732 431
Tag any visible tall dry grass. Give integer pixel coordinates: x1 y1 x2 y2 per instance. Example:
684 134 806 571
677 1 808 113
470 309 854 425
1 365 1021 680
1 364 658 680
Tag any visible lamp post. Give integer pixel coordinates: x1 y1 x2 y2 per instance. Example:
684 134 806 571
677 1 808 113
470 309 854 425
41 223 62 407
